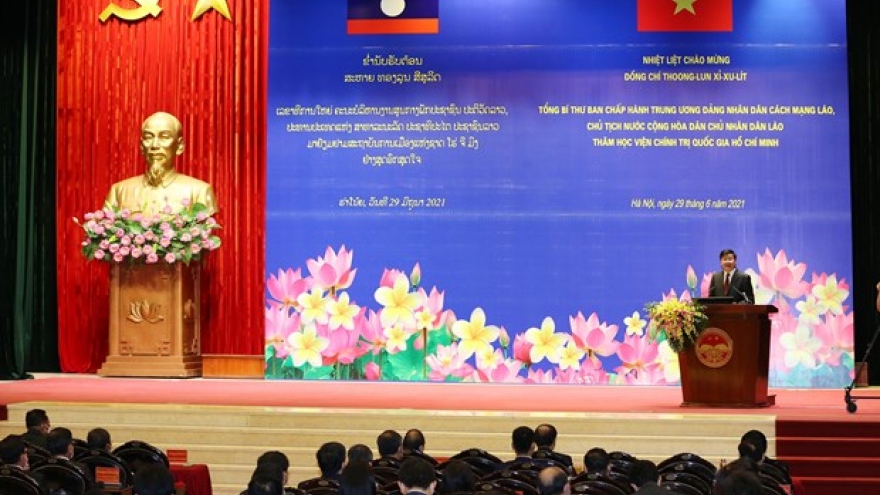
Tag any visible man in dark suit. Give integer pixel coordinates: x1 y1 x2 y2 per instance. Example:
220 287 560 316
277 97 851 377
86 427 112 451
316 441 345 482
536 467 569 495
532 424 574 473
628 460 673 495
373 430 404 467
44 427 95 487
397 456 437 495
21 409 50 449
708 249 755 304
298 441 346 489
403 429 438 466
577 447 630 493
499 426 535 470
0 434 43 484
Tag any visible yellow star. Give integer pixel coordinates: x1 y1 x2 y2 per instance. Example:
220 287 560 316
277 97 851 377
192 0 232 21
672 0 698 16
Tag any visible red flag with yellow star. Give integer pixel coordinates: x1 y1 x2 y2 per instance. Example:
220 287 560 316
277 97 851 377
637 0 733 32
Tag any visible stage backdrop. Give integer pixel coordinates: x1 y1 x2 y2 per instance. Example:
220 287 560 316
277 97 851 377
265 0 853 387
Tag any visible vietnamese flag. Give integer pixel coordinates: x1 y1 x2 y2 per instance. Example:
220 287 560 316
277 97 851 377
348 0 439 35
638 0 733 32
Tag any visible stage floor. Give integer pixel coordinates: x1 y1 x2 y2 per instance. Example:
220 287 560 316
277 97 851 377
2 373 879 420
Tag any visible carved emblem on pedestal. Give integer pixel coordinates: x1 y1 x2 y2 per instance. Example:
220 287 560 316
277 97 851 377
127 300 166 324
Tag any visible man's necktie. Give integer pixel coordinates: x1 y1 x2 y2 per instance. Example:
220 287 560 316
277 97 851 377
724 273 731 295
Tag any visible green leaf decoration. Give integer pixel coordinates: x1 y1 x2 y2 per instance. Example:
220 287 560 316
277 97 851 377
281 355 294 369
386 334 429 381
265 355 285 379
427 325 452 352
302 364 335 380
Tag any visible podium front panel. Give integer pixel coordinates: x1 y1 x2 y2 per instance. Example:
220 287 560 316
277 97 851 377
678 305 776 407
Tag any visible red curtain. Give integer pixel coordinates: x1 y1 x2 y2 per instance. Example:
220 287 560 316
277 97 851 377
56 0 267 371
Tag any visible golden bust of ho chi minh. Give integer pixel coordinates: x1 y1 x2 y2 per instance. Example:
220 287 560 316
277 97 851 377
104 112 217 215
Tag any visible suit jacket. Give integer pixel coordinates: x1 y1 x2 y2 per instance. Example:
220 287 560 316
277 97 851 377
403 449 438 466
532 448 574 473
709 270 755 303
2 464 45 487
21 429 48 449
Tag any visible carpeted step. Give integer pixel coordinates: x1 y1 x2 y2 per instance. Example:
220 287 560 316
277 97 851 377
777 437 880 457
794 476 880 495
785 457 880 478
776 419 880 439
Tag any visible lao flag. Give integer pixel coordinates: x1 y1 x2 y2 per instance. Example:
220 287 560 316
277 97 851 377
637 0 733 32
348 0 439 35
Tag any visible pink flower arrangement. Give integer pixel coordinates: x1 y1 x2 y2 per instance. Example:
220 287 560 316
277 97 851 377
74 201 221 265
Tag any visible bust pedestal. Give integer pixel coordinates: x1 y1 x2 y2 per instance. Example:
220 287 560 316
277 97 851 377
97 263 202 377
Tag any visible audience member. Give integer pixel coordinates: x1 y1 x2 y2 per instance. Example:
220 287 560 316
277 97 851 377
438 460 475 495
316 441 346 482
21 409 50 449
248 463 286 491
1 434 47 487
256 450 291 487
713 468 762 495
582 448 610 474
739 430 791 480
403 429 426 453
403 429 438 465
628 460 666 495
43 426 95 486
46 427 75 459
374 430 404 467
86 428 112 451
499 426 535 470
575 447 630 493
397 456 437 495
532 424 573 472
536 467 569 495
347 444 374 465
0 434 30 470
736 442 762 468
339 460 377 495
249 473 284 495
133 464 175 495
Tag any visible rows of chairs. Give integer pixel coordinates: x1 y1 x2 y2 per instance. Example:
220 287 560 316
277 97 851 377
9 442 791 495
290 448 726 495
387 448 787 495
2 439 171 495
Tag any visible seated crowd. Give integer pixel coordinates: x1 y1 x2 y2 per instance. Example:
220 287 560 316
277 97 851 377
1 410 791 495
0 408 178 495
238 424 790 495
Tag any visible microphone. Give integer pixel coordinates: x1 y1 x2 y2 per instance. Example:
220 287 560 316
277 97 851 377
730 286 753 304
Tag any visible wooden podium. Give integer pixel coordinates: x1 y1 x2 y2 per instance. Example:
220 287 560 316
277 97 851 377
678 304 778 407
97 263 202 377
